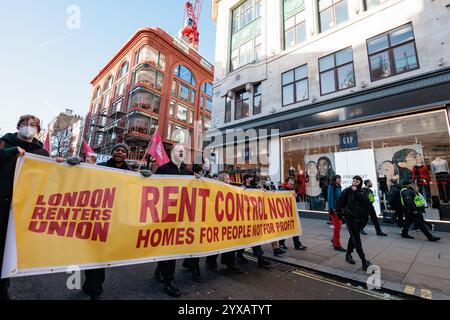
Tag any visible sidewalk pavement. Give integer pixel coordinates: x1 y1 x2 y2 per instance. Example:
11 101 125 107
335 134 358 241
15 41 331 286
260 217 450 300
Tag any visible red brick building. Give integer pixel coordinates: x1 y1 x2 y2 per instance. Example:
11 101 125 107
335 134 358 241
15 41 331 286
85 28 214 164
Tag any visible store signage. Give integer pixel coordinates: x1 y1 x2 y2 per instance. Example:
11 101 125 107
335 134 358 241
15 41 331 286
339 131 358 150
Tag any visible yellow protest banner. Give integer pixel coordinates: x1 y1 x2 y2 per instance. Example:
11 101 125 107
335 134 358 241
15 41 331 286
2 155 302 278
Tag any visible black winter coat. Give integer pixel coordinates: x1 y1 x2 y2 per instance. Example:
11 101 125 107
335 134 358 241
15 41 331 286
0 133 49 198
388 183 403 210
98 158 132 171
155 161 193 176
337 187 370 220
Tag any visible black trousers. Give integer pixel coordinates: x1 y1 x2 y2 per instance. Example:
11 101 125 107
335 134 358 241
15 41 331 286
402 213 434 240
362 206 383 233
436 172 450 202
346 217 367 263
0 195 11 300
83 268 105 297
237 245 264 257
206 251 236 266
393 207 404 227
279 236 302 248
157 260 177 282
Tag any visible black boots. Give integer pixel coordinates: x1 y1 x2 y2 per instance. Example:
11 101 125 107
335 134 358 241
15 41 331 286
236 252 249 264
257 256 271 268
164 279 181 297
362 260 372 272
273 248 286 256
345 254 356 265
428 236 441 242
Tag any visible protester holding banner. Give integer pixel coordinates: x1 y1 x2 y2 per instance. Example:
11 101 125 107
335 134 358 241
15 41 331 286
278 176 307 251
337 176 372 271
204 173 244 274
0 115 50 300
236 174 272 268
65 143 152 300
154 144 200 297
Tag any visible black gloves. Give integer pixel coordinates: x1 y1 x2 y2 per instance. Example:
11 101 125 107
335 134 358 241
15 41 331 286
66 157 82 166
139 170 152 178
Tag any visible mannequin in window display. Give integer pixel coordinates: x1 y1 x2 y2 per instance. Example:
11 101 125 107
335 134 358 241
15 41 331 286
431 157 450 203
392 148 418 186
318 156 335 206
296 169 307 202
306 161 324 211
412 153 432 202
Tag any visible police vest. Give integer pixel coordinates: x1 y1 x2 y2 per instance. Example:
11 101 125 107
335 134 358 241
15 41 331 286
400 188 427 208
368 192 375 204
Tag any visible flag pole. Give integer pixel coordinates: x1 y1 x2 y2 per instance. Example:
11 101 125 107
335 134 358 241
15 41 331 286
142 124 160 167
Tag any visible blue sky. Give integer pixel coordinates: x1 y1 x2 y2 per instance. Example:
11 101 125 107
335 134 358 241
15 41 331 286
0 0 216 134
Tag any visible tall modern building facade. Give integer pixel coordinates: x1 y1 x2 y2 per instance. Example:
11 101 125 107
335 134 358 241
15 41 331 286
208 0 450 221
85 28 214 164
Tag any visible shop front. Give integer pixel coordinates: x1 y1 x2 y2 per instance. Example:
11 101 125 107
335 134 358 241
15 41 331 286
281 109 450 222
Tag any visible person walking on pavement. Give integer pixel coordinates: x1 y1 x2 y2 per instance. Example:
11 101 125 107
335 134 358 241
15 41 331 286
66 143 153 300
278 176 307 251
400 180 440 242
327 175 346 252
153 144 202 297
337 176 372 271
388 178 405 228
236 174 272 268
0 115 52 300
361 180 387 236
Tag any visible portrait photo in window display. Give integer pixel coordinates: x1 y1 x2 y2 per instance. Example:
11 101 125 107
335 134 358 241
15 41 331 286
303 153 335 211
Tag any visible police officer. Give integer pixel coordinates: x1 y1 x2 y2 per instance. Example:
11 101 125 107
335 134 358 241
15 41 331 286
337 176 372 271
400 180 440 242
361 180 387 236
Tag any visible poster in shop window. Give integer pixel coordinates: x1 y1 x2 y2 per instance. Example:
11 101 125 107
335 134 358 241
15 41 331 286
334 149 380 216
304 153 335 211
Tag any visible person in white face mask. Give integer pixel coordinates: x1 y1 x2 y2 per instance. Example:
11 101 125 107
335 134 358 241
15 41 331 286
0 115 50 300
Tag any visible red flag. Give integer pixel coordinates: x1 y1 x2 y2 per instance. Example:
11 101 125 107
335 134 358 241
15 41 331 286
82 139 94 157
43 132 51 153
146 129 170 166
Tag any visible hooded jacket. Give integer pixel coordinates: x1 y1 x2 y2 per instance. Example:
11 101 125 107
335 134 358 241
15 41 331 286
337 180 370 219
0 133 49 197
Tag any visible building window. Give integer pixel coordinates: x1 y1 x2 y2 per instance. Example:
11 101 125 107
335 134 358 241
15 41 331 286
118 61 129 78
230 0 262 71
136 45 166 70
318 0 349 33
235 90 250 120
367 23 419 81
283 0 306 50
133 65 164 90
364 0 388 10
129 88 161 113
282 64 309 106
253 83 262 115
319 47 355 95
225 97 232 123
201 82 213 113
174 65 196 86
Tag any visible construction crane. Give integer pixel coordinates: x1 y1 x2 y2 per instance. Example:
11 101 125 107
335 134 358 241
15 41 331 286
180 0 203 50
